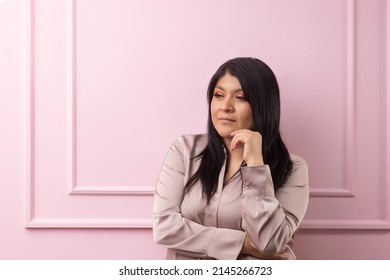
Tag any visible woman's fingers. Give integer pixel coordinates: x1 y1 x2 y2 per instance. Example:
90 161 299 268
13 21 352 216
230 130 263 166
230 131 248 151
230 129 256 150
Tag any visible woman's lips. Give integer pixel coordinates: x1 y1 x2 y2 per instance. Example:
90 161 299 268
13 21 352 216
218 117 236 122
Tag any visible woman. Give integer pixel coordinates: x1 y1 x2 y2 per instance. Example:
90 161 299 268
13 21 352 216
153 57 309 260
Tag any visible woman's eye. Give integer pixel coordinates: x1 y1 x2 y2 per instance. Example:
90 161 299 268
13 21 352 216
213 92 223 98
236 95 247 100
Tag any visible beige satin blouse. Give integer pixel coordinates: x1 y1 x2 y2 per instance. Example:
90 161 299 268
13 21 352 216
153 134 309 260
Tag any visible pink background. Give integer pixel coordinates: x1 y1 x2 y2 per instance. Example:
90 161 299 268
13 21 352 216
1 0 389 259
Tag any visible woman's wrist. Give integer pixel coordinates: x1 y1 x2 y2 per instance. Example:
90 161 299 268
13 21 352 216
245 157 264 167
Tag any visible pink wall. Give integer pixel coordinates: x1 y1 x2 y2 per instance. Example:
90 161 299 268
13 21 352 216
1 0 389 259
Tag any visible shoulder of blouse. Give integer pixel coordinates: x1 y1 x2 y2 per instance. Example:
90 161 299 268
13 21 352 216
289 154 309 171
283 153 309 188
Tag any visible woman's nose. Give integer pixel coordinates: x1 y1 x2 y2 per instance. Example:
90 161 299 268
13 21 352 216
221 98 234 112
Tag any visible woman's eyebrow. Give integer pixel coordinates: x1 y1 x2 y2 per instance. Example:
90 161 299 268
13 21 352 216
214 85 225 91
214 85 243 93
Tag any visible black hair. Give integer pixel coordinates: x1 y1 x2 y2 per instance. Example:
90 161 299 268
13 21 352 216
184 57 293 203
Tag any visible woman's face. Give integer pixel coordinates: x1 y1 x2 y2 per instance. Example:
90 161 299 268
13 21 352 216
211 72 254 141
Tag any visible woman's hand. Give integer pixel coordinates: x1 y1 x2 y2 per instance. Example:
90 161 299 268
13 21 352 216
230 129 264 166
240 235 291 260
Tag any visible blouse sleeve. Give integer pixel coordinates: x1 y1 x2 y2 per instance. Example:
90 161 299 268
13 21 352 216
153 138 246 259
240 157 309 255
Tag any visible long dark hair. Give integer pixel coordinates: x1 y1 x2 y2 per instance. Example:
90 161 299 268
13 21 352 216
184 57 293 203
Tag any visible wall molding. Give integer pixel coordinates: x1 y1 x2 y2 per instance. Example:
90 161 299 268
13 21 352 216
65 0 356 197
302 0 390 229
69 185 155 195
308 0 356 198
300 219 390 230
26 0 35 228
26 218 152 229
384 0 390 229
66 0 154 196
308 188 354 197
26 0 153 228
